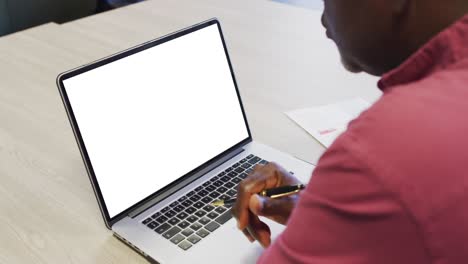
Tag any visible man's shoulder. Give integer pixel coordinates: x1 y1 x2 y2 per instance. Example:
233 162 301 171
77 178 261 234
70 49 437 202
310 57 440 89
334 68 468 217
345 67 468 156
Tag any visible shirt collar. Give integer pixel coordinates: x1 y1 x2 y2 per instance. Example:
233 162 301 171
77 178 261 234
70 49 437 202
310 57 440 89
378 14 468 92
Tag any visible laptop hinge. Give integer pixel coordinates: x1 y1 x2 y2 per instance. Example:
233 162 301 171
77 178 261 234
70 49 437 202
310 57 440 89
127 146 245 218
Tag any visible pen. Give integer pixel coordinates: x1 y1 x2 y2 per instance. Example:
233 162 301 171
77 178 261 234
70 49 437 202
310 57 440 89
211 184 306 207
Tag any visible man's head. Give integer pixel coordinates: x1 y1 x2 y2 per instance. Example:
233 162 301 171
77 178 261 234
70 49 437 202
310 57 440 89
321 0 468 76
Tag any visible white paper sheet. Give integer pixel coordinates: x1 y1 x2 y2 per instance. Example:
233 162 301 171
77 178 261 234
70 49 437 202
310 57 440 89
286 98 371 148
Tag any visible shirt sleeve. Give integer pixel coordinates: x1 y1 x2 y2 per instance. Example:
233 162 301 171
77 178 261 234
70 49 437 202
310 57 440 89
257 136 429 264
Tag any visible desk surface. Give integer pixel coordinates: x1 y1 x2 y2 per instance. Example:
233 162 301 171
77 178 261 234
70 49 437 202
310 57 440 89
0 0 380 262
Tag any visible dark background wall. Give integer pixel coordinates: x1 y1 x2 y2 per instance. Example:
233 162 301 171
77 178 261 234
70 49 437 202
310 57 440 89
0 0 96 36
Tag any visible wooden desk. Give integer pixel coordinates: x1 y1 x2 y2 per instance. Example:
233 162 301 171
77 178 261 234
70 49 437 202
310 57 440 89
0 0 380 263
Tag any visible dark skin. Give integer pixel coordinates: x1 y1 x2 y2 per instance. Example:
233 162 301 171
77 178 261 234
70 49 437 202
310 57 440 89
323 0 468 75
232 0 468 247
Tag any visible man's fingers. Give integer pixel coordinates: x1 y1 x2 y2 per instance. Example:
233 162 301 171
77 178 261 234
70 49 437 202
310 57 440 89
248 194 298 225
246 212 271 248
233 165 266 230
248 194 264 216
244 163 284 193
250 194 296 216
232 177 253 230
242 229 255 242
233 164 281 230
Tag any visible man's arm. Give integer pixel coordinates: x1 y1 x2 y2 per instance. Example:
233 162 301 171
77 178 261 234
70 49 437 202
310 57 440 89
258 138 429 263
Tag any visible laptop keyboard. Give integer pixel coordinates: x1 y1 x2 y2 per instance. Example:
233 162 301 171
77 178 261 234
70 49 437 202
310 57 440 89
141 154 267 251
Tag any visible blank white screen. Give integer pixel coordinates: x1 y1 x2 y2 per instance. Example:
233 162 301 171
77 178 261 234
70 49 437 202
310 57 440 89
63 24 249 218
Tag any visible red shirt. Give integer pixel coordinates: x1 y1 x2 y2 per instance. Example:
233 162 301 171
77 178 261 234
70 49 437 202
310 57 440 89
259 15 468 264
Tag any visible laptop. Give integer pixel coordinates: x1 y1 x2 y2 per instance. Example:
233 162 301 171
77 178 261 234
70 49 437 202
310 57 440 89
57 18 314 263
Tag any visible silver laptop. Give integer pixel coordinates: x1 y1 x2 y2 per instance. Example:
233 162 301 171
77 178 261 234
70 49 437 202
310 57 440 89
57 18 314 263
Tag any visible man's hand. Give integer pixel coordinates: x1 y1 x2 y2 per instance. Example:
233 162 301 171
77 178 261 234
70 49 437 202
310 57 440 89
231 162 301 248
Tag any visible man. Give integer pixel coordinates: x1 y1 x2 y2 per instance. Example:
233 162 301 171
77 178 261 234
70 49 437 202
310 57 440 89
232 0 468 263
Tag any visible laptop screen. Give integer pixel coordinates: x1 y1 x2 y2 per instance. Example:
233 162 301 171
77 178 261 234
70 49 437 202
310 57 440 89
62 23 249 218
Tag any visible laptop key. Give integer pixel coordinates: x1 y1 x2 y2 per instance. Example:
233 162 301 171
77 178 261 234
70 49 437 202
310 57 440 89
201 197 212 204
195 186 203 192
178 240 192 251
218 194 230 201
178 196 187 202
207 212 219 219
147 221 159 229
170 234 185 245
202 181 211 187
205 185 216 192
199 217 210 225
163 226 181 239
225 167 233 173
241 163 251 169
228 172 238 178
169 201 179 207
209 191 221 199
185 207 196 214
238 173 248 179
186 215 199 223
193 202 205 209
143 217 152 225
197 190 208 197
215 207 227 214
182 200 193 207
246 168 253 174
181 228 194 237
217 186 228 193
155 223 171 234
165 210 177 218
232 162 240 168
259 159 268 165
239 158 247 163
215 210 233 225
161 207 170 213
187 191 195 197
203 204 215 212
176 212 189 220
227 189 237 196
156 216 168 224
224 182 235 189
178 221 190 229
190 223 202 231
231 177 242 184
220 176 230 182
151 212 161 219
187 235 201 244
210 176 219 182
248 157 261 164
196 229 210 238
218 171 226 176
189 195 201 203
205 221 220 232
212 180 223 187
173 205 185 212
195 210 206 218
234 167 244 173
168 218 180 225
246 154 254 159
